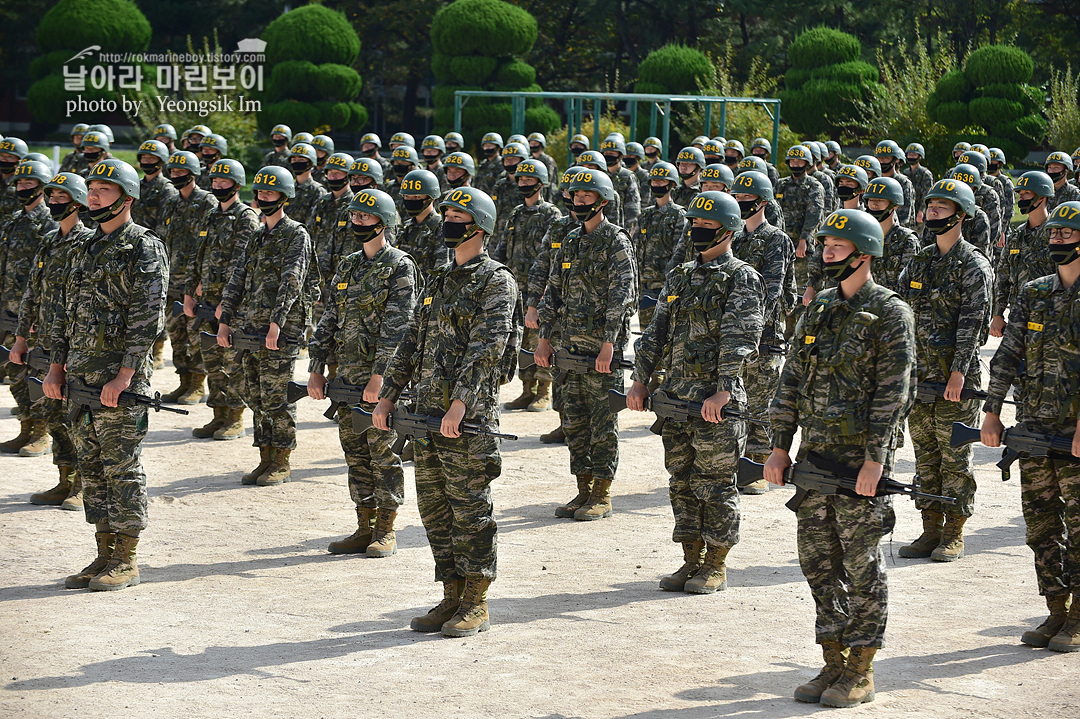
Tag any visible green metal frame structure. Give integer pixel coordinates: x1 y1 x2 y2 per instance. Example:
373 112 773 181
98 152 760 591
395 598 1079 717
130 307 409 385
453 90 781 166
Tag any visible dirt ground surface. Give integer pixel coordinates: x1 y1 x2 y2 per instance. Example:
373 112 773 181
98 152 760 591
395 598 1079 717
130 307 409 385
2 336 1079 719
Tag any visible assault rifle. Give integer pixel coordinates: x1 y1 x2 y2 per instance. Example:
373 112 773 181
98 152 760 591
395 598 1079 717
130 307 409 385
0 309 19 337
737 455 957 512
607 389 764 435
286 378 415 420
915 382 1015 405
1 345 49 374
950 422 1079 481
518 347 634 385
28 376 190 424
171 300 217 331
200 329 302 353
352 407 517 444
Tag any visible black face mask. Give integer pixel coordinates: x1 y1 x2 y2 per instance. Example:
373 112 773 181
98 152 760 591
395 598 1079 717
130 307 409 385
704 156 721 165
88 195 126 224
988 162 1001 174
678 170 696 181
272 138 287 147
867 206 893 222
724 155 739 167
83 151 102 163
738 199 762 219
752 151 767 160
837 185 859 202
624 157 638 169
502 163 519 174
603 154 620 167
290 161 311 176
257 196 286 215
529 144 542 154
352 221 383 242
448 175 467 188
650 184 670 197
212 186 238 202
517 182 541 198
789 165 806 178
0 160 17 174
645 150 659 160
690 226 721 253
140 161 160 175
1018 196 1043 215
483 148 497 158
423 153 440 164
325 176 349 192
822 253 865 282
906 157 919 166
1050 240 1080 265
171 174 194 189
1048 169 1066 183
201 153 218 164
925 212 961 236
446 144 459 153
571 201 603 223
392 164 410 177
402 197 430 216
879 161 894 174
570 146 584 158
351 180 373 192
443 220 477 248
16 187 42 205
49 201 75 219
364 147 378 158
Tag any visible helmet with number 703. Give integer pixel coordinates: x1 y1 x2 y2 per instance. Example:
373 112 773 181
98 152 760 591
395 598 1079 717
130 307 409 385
816 209 883 256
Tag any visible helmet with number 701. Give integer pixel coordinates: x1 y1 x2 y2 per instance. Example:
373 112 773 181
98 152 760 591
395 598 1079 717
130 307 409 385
816 209 883 256
86 159 141 199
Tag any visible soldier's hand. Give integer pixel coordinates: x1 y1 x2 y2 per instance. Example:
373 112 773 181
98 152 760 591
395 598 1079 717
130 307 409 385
701 390 730 423
8 336 28 365
195 283 203 296
981 412 1004 448
763 448 791 486
525 306 539 329
265 322 280 351
183 294 196 318
796 238 807 259
101 370 134 408
944 371 966 402
214 303 222 320
1073 417 1080 458
996 233 1006 249
217 323 231 348
595 342 614 374
626 381 649 411
364 374 383 403
855 460 883 497
989 315 1006 338
916 210 924 224
308 372 326 400
43 364 65 400
534 338 553 368
373 398 394 431
441 399 466 439
802 286 816 307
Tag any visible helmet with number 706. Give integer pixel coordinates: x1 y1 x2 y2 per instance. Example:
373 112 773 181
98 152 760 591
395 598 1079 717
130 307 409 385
684 191 743 232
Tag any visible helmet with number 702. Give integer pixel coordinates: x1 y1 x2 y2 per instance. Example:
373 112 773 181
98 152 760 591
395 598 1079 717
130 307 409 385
439 187 497 234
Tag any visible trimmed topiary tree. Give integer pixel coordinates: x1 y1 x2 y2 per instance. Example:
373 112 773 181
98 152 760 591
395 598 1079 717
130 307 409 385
430 0 559 148
259 4 367 134
26 0 152 126
779 27 881 137
633 44 711 147
926 44 1044 160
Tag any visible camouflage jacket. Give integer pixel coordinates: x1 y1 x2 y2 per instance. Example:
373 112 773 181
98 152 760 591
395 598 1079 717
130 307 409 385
534 152 560 198
973 184 1002 248
636 200 686 290
884 170 917 229
633 251 764 405
60 150 89 175
393 210 447 280
186 199 261 304
159 184 218 298
919 207 994 260
1049 181 1080 214
765 199 786 232
898 238 993 385
261 148 291 169
732 219 795 347
380 251 520 426
985 272 1080 427
775 173 825 248
771 280 916 464
49 220 169 393
671 181 700 209
0 175 18 228
538 217 638 354
526 215 579 310
219 215 313 340
988 172 1015 225
309 244 419 381
309 189 354 295
131 172 177 233
630 164 651 211
995 219 1053 317
1 201 57 317
288 177 328 229
474 157 503 194
492 198 561 294
18 220 94 347
903 164 934 219
811 169 838 215
610 165 642 231
490 175 519 241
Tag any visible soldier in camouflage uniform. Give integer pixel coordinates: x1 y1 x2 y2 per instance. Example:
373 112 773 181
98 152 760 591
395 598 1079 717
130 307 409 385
182 125 211 153
158 151 217 405
834 164 869 211
749 137 781 187
807 142 838 215
60 124 89 176
955 153 1002 246
393 169 446 279
987 148 1015 242
184 159 260 442
777 145 825 323
1046 151 1080 213
824 140 844 172
0 160 58 455
765 208 915 707
982 200 1080 653
903 143 934 229
729 172 795 484
218 166 315 487
575 151 623 226
734 158 785 231
898 179 993 563
386 145 422 213
874 141 916 229
310 188 418 557
629 190 764 593
528 132 559 198
132 140 176 233
952 141 971 162
918 167 993 259
151 123 177 154
600 136 642 234
419 135 449 193
992 171 1055 339
536 169 638 521
45 159 169 592
15 172 91 508
636 162 687 330
358 132 391 179
309 134 334 187
494 159 560 413
642 136 663 169
308 153 356 307
490 143 528 240
474 132 505 194
0 137 29 226
671 146 704 208
375 186 521 637
443 151 475 191
286 143 328 228
196 134 227 190
860 177 920 293
624 142 651 212
77 132 111 179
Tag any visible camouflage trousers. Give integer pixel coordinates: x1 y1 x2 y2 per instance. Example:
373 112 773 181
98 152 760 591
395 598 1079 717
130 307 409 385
742 350 783 460
796 443 895 648
8 361 30 419
1019 452 1080 596
662 414 744 549
197 324 245 410
563 368 623 480
908 398 980 516
518 326 551 384
166 298 197 376
71 401 149 533
33 392 77 467
638 304 656 334
336 402 403 510
414 432 500 581
240 346 298 450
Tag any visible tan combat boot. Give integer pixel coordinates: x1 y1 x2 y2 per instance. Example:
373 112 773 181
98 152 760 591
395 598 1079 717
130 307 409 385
442 576 492 637
659 539 705 591
555 475 593 518
88 532 141 591
539 423 565 444
574 477 613 521
0 418 33 454
160 373 190 403
504 379 537 410
242 446 272 485
214 407 246 440
794 641 849 703
178 372 207 405
1022 594 1071 647
366 509 398 557
19 420 52 457
30 466 75 506
899 509 945 559
258 448 292 486
931 514 967 562
526 381 551 412
411 577 464 632
152 337 166 370
61 470 83 511
820 646 876 707
328 507 375 554
683 545 729 593
192 406 226 438
65 532 116 589
1048 593 1080 653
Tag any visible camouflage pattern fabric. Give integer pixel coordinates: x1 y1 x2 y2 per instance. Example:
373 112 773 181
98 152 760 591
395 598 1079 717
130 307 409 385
474 157 503 195
60 150 89 175
525 215 579 311
261 149 290 169
973 184 1002 250
288 177 328 229
392 210 447 280
885 170 917 229
903 164 934 224
309 189 354 299
635 199 687 330
132 172 177 233
1017 455 1080 596
0 176 19 227
490 175 519 241
631 165 651 212
995 220 1052 319
989 172 1015 230
1049 181 1080 214
671 182 700 209
610 165 642 234
811 169 838 215
775 173 825 291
